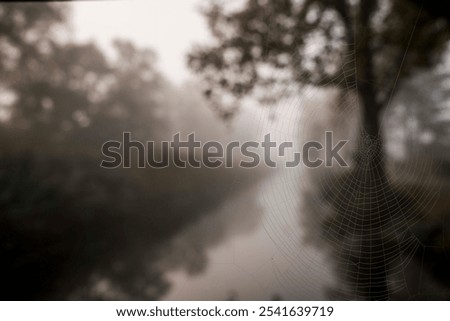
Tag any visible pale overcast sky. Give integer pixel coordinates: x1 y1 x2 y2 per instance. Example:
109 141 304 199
71 0 211 85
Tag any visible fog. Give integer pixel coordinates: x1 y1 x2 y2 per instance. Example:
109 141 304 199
1 1 450 300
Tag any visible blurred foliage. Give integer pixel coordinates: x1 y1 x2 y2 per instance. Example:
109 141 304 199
0 2 259 299
189 0 450 115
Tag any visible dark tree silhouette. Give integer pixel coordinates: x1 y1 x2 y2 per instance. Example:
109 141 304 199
189 0 450 300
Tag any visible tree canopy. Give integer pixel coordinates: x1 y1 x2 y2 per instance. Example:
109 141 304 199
189 0 450 117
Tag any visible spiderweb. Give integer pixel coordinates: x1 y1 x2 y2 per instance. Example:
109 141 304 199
254 22 450 300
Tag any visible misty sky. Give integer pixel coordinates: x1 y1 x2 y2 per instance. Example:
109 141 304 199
71 0 210 85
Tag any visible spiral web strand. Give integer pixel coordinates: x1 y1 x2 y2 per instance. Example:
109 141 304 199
256 17 448 299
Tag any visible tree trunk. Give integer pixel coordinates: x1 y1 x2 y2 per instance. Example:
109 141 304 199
354 96 390 301
353 0 390 300
322 0 391 300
